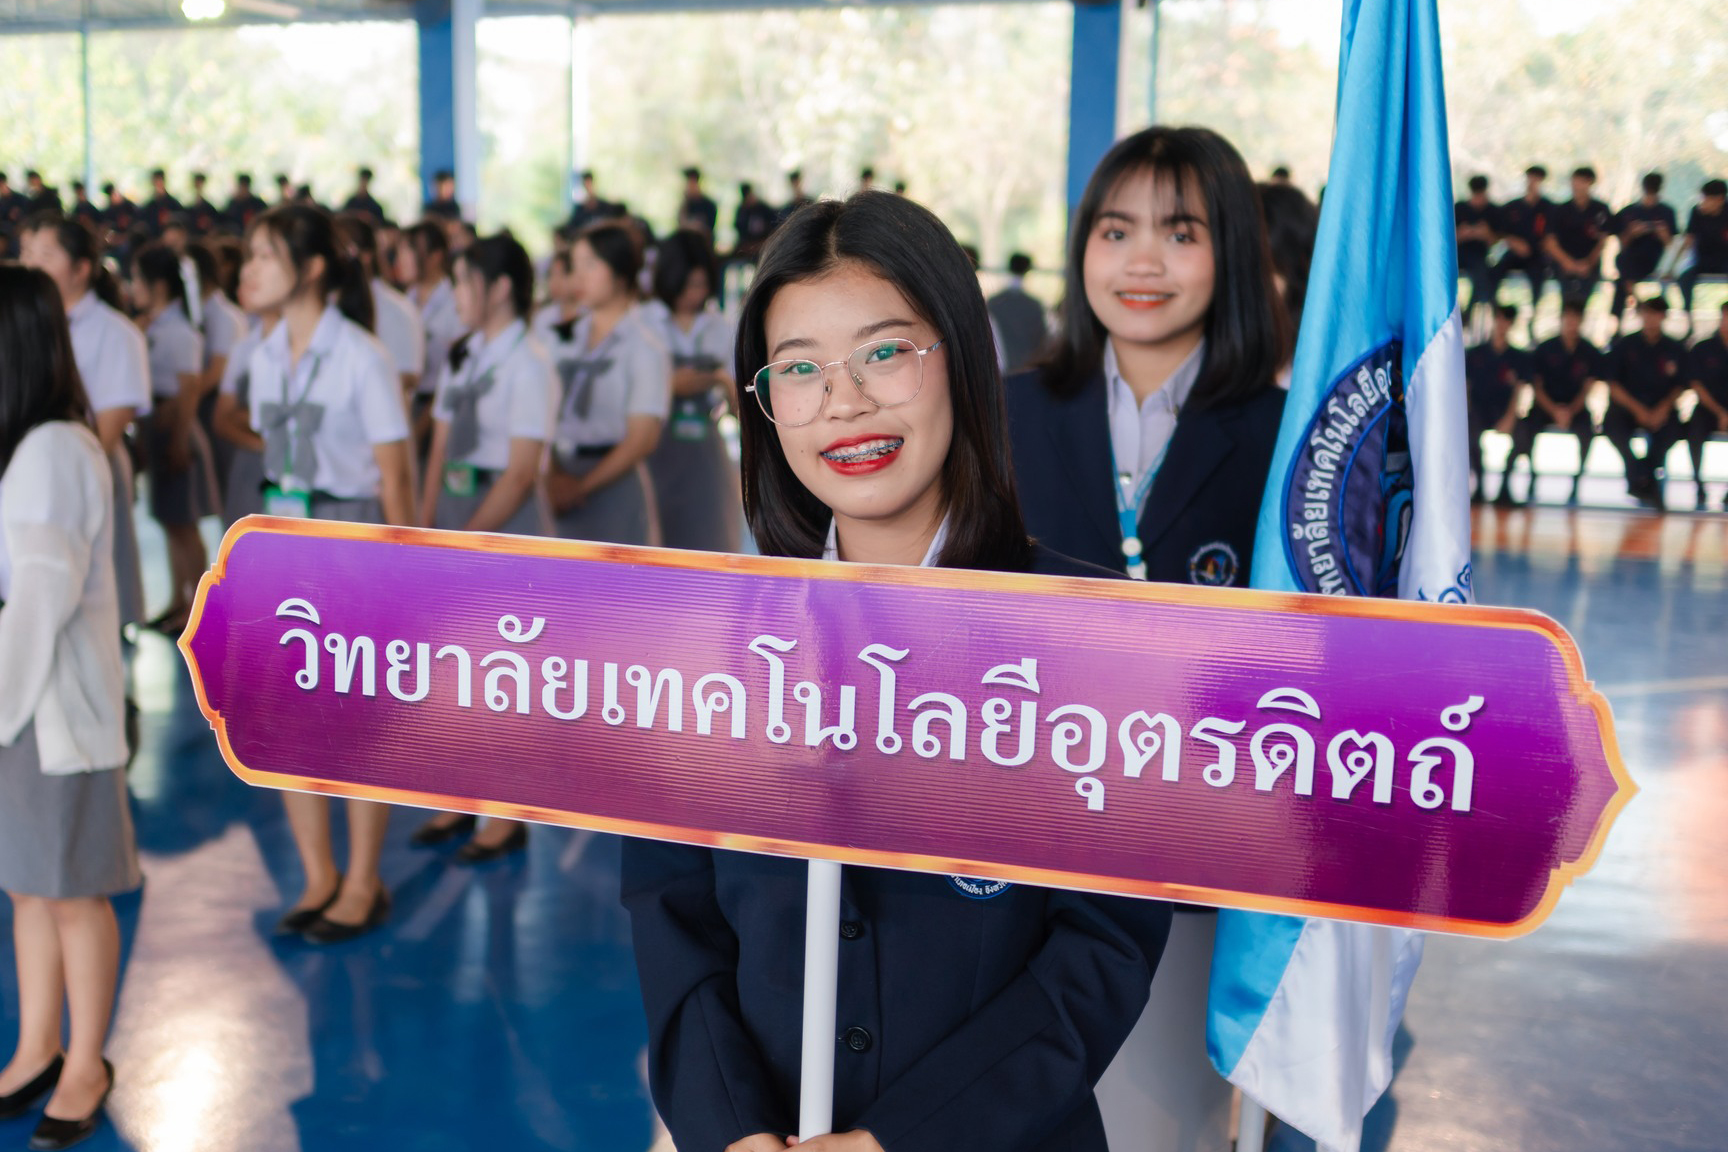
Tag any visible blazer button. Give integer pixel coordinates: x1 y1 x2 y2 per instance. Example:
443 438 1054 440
839 920 865 940
842 1026 873 1053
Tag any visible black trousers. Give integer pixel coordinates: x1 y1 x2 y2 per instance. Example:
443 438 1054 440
1677 264 1728 313
1510 407 1594 478
1686 408 1726 485
1459 250 1500 315
1603 405 1685 487
1556 271 1601 309
1498 256 1548 307
1614 261 1663 316
1467 396 1514 480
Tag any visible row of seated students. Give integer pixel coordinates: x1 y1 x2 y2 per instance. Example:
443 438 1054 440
1467 297 1728 512
1456 168 1728 327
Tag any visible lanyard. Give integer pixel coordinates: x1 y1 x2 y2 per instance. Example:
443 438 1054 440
1109 438 1167 581
275 350 324 483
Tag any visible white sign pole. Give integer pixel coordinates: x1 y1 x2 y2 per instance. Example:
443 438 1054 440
1237 1095 1267 1152
798 859 844 1139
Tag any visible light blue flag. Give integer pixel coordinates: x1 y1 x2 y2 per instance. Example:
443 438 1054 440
1207 0 1472 1147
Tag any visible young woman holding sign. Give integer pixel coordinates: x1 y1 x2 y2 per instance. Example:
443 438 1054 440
0 265 140 1151
1004 126 1293 1151
241 205 416 944
621 192 1172 1152
409 230 555 862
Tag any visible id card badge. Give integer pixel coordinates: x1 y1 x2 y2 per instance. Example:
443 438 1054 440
443 463 479 498
671 398 710 442
263 483 312 519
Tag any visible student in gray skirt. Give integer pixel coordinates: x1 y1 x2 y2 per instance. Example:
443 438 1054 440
212 306 274 527
0 265 141 1151
241 205 417 945
642 229 742 553
410 231 555 861
546 222 670 544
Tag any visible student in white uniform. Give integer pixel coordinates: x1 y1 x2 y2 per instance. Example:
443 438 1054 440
548 222 671 544
336 213 425 397
241 204 416 945
212 306 276 527
18 214 151 631
409 231 556 862
190 240 246 505
642 229 741 552
403 221 464 450
129 242 214 634
532 242 583 346
0 266 141 1152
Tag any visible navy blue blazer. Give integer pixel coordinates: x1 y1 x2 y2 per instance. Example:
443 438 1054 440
621 546 1171 1152
1004 367 1287 587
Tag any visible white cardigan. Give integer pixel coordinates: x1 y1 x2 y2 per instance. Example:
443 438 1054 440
0 421 128 774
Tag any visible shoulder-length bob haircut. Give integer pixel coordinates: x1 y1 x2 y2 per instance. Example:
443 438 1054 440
0 264 92 476
1043 125 1291 410
735 192 1031 572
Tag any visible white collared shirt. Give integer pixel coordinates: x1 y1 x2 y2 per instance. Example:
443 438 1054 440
431 319 558 471
67 292 151 418
201 291 246 365
1104 337 1205 503
551 306 672 451
218 319 268 406
246 305 409 498
373 279 427 380
640 299 735 376
144 306 205 399
413 279 464 396
823 515 950 567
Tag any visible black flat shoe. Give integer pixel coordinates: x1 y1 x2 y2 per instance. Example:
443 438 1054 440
27 1059 110 1151
302 887 391 945
0 1055 62 1121
273 873 344 937
409 813 477 847
453 823 529 866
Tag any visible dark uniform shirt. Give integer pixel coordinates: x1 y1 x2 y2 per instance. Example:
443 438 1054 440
70 198 103 226
1531 336 1601 405
1466 341 1529 418
567 197 621 233
1687 335 1728 408
342 191 385 222
1614 201 1677 278
140 193 185 236
1496 195 1549 262
224 193 269 234
1548 197 1613 262
1687 206 1728 273
423 196 462 221
1605 333 1688 408
679 192 718 235
1454 199 1497 264
188 196 221 236
733 200 778 254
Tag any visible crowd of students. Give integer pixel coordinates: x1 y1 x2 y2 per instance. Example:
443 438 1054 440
1453 165 1728 326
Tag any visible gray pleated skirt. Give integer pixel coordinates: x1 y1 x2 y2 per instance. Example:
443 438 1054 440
144 411 218 527
646 419 742 553
310 495 383 525
0 723 141 899
224 446 266 527
108 446 146 629
433 473 551 537
552 453 655 546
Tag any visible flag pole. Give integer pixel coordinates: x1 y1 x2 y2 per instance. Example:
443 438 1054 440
1237 1095 1267 1152
798 859 843 1139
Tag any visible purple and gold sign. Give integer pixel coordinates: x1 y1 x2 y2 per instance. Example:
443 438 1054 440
180 517 1632 939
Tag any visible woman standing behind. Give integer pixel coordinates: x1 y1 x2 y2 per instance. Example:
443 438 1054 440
242 205 416 944
0 265 141 1151
18 214 151 633
211 295 278 528
546 223 670 545
409 231 555 862
130 242 215 635
1004 125 1292 1152
642 229 742 553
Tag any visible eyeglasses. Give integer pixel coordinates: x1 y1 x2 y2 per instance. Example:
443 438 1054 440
747 337 944 428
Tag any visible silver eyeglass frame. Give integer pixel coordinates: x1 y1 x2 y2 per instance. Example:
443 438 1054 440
745 337 945 428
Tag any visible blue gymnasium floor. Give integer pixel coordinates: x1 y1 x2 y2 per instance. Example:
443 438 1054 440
2 505 1726 1152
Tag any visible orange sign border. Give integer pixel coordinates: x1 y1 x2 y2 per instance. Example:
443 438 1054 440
179 516 1637 940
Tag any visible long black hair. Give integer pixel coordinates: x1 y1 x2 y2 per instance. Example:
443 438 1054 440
652 229 719 311
455 230 534 320
131 242 192 321
0 264 93 476
22 212 124 310
253 204 375 332
1043 125 1290 410
735 192 1032 572
576 221 643 295
1257 181 1318 337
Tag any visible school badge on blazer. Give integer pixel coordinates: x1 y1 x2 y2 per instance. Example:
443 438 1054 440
948 876 1014 900
1187 541 1239 586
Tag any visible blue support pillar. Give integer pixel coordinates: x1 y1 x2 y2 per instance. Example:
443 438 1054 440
416 0 480 216
1066 0 1121 214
